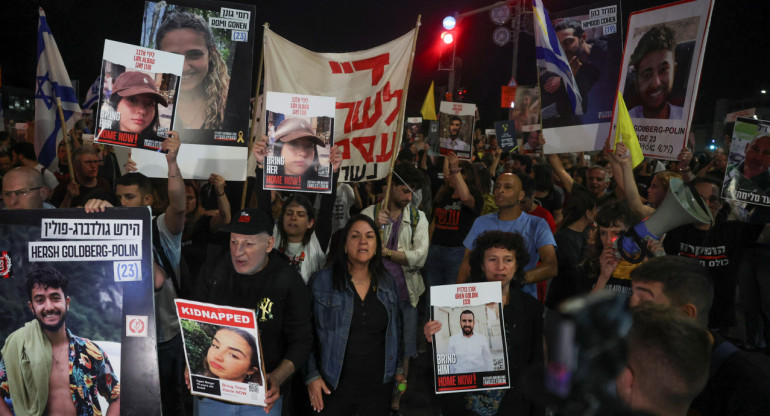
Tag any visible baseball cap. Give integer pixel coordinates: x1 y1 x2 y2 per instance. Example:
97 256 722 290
112 71 169 107
220 209 274 236
274 118 325 147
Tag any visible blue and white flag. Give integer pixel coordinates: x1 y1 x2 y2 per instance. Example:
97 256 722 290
35 7 81 167
82 76 101 110
532 0 583 116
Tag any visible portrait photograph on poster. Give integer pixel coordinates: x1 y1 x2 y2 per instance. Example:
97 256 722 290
136 0 256 180
263 91 335 194
0 207 158 415
430 282 510 394
438 101 476 160
176 299 265 406
95 40 183 152
611 0 715 160
723 117 770 208
537 1 622 153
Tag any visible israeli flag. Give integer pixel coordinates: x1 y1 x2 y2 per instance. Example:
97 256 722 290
532 0 583 116
82 76 101 111
35 7 81 167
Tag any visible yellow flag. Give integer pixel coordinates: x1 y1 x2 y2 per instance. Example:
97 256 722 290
614 93 644 168
420 81 437 121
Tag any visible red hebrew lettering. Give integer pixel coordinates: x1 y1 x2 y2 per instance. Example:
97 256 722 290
336 92 382 134
329 61 343 74
342 62 354 73
351 135 376 163
376 131 397 162
382 82 402 125
352 53 390 85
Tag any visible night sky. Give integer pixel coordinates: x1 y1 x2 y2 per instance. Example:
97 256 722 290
2 0 768 133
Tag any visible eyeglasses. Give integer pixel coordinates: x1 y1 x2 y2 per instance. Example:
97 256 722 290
1 187 43 199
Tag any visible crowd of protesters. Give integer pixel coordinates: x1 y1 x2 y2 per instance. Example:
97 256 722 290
2 117 770 416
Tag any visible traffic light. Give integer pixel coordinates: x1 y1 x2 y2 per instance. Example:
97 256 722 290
438 15 457 71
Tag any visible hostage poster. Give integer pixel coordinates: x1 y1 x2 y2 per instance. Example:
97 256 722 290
176 299 266 406
539 1 623 154
136 0 257 180
723 117 770 207
610 0 714 160
438 101 476 160
430 282 510 394
264 91 335 193
0 207 158 415
95 40 183 152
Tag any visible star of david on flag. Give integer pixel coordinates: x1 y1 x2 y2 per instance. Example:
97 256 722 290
82 76 101 110
35 7 81 167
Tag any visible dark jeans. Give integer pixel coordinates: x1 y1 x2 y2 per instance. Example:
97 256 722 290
158 334 191 415
320 379 391 416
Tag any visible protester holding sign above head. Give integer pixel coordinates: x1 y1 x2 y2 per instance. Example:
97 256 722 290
440 116 471 152
107 71 167 137
157 11 230 130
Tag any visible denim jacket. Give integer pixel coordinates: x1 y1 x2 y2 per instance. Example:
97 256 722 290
303 268 402 389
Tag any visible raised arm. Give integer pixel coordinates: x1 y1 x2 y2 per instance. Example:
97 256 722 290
446 152 475 210
315 145 342 250
207 173 231 232
252 135 273 220
615 142 655 219
163 131 186 236
547 153 574 194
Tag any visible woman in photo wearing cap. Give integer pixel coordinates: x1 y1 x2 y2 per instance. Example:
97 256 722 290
157 12 230 130
272 117 327 182
108 71 168 139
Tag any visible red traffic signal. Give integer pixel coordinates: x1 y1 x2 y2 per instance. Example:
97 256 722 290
441 31 454 45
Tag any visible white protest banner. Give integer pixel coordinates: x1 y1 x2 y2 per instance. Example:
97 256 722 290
263 27 417 182
610 0 715 160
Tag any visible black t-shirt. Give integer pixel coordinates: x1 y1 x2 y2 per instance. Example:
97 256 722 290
546 228 588 309
663 221 764 329
340 287 388 384
536 185 564 215
432 195 483 247
690 335 770 415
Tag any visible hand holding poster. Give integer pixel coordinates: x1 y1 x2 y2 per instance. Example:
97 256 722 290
95 40 183 152
0 207 158 415
176 299 266 406
264 92 335 194
611 0 715 160
439 102 476 160
723 117 770 207
430 282 509 394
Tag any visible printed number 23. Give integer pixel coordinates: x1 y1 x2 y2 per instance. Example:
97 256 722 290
119 263 137 279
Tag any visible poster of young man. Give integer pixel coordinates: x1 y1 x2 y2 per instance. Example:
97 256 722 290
723 117 770 207
95 40 183 152
406 117 422 143
263 91 335 194
511 85 541 134
494 120 517 154
135 0 257 181
430 282 509 394
438 101 476 160
175 299 266 406
538 1 623 154
611 0 715 160
0 207 158 415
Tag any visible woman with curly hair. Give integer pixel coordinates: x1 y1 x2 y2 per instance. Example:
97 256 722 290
157 11 230 130
424 231 544 416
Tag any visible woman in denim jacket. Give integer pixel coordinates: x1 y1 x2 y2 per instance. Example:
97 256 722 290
304 214 404 415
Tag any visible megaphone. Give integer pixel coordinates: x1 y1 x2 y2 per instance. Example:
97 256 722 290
618 178 713 263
